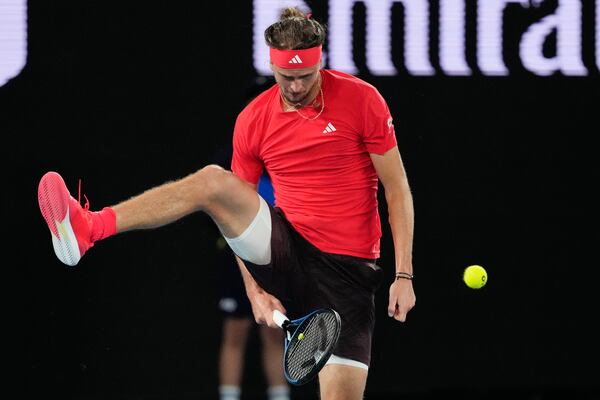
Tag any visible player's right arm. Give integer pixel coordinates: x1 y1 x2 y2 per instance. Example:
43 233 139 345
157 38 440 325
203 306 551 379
231 105 285 325
235 255 286 328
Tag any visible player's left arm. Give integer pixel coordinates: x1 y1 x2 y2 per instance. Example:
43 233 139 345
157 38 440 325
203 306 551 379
370 146 416 322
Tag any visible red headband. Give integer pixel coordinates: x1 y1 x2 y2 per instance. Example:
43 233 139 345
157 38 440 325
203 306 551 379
270 45 322 69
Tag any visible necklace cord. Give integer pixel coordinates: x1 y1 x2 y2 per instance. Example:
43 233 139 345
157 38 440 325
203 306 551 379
279 80 325 121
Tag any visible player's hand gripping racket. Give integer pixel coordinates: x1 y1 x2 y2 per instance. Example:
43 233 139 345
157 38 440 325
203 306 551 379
272 308 341 386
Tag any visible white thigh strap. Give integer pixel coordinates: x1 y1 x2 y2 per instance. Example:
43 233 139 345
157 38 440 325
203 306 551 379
223 196 272 265
325 354 369 370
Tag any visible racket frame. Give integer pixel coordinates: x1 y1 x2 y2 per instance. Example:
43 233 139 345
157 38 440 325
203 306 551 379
272 308 341 386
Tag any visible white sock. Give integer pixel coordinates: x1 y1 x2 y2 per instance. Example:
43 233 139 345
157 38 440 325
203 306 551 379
267 384 290 400
219 385 241 400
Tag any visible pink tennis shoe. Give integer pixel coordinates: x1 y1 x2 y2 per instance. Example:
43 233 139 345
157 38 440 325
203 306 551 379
37 171 96 266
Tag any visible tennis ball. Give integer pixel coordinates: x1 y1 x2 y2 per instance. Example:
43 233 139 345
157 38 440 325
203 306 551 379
463 265 487 289
298 333 304 340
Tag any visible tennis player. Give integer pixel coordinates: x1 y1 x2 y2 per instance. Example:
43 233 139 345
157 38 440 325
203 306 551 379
38 7 415 400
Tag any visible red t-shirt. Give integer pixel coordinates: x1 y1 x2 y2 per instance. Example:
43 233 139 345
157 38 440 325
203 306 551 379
231 69 397 259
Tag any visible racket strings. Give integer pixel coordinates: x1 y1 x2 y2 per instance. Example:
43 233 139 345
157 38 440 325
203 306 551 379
285 312 339 381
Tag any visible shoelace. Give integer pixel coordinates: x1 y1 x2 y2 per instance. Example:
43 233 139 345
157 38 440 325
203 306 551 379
78 178 90 211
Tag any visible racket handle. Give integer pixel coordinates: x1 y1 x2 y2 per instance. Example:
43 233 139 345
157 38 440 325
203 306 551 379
272 309 289 328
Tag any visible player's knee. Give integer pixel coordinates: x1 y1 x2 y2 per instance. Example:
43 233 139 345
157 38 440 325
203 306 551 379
194 164 234 204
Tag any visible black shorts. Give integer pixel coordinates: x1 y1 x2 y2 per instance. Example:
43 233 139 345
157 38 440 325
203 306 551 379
242 205 384 367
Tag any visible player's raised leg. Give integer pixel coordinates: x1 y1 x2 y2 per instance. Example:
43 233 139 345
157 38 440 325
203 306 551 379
38 165 261 266
110 165 259 237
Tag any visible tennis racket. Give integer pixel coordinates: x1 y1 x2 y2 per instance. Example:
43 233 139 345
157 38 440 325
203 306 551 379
272 308 342 386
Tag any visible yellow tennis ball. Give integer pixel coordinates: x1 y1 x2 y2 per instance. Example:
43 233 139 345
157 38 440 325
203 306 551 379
463 265 487 289
298 333 304 340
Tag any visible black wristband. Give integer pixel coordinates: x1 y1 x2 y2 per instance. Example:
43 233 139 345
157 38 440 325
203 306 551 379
395 272 414 281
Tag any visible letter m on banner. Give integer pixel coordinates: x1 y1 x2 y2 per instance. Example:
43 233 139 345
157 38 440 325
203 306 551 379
0 0 28 87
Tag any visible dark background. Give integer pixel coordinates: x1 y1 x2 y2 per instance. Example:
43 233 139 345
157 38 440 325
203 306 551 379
5 1 599 399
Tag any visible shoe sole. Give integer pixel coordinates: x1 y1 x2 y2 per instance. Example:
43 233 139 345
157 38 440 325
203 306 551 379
38 172 81 266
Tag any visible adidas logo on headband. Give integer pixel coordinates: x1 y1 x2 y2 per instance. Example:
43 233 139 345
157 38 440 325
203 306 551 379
288 55 303 64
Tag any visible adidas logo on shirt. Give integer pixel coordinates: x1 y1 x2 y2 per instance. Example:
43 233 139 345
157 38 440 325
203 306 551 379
323 122 336 133
288 55 303 64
